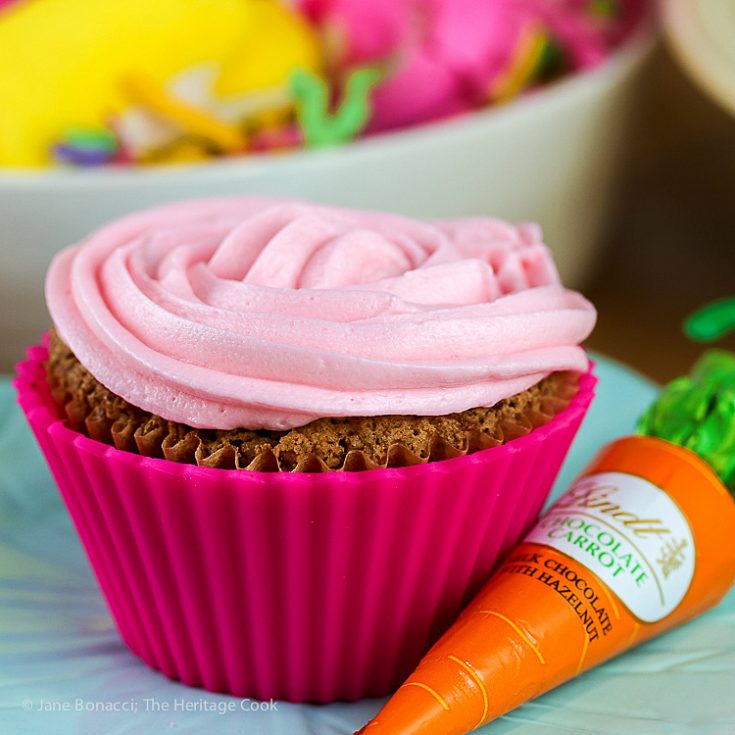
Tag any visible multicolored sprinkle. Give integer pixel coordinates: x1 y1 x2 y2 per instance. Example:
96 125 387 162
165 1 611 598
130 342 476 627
53 127 119 167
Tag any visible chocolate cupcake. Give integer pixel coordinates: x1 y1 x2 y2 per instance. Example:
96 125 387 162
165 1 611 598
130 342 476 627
17 197 596 702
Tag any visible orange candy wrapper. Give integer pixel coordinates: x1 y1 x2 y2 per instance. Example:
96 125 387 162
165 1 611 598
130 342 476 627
357 435 735 735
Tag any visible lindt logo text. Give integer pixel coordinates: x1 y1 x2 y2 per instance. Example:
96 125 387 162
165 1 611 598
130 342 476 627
553 478 671 538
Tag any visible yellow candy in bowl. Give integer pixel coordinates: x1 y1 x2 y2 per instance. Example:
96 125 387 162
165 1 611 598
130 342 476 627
0 0 320 166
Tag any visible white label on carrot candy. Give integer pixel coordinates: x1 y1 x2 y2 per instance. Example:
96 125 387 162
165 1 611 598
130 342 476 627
525 472 695 623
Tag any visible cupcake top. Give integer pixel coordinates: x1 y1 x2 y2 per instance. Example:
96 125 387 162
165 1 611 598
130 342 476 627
45 198 596 430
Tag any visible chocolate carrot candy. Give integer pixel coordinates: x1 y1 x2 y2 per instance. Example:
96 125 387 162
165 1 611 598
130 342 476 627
357 350 735 735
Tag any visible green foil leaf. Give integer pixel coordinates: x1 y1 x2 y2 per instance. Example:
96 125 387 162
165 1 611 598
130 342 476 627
638 350 735 492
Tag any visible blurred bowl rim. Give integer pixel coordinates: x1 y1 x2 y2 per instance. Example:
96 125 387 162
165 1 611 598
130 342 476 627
663 0 735 118
0 12 657 190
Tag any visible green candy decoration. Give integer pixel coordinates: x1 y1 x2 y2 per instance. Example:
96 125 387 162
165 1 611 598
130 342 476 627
638 301 735 491
683 297 735 342
291 67 381 148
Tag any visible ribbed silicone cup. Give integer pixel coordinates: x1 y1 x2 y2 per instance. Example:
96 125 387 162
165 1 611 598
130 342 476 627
14 342 595 703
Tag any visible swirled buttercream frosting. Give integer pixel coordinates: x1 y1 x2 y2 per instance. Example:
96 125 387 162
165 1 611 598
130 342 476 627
45 198 596 430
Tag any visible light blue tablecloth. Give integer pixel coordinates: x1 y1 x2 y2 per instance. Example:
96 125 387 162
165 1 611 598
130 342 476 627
0 357 732 734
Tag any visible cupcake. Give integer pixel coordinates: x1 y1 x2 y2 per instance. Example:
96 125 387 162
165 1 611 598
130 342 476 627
15 198 596 702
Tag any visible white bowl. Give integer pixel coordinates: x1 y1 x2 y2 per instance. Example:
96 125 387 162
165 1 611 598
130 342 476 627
0 24 655 371
663 0 735 117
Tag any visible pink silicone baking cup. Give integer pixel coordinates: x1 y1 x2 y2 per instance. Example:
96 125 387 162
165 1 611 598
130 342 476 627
14 341 595 703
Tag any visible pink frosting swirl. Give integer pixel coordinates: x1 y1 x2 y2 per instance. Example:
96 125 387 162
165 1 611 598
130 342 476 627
45 198 596 430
